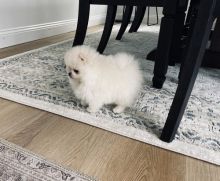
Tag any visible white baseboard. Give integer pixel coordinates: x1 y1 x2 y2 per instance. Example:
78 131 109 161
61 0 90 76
0 13 160 49
0 14 121 49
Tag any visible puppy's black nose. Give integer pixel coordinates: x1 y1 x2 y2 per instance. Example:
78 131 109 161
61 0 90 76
68 72 72 77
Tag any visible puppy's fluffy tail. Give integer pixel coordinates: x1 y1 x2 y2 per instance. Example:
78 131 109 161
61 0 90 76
114 53 138 69
113 52 143 107
115 52 144 89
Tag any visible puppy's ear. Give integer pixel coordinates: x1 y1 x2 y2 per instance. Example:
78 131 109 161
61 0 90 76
79 53 86 62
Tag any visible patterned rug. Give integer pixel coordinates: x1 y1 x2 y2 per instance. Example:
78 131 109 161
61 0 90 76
0 25 219 165
0 138 95 181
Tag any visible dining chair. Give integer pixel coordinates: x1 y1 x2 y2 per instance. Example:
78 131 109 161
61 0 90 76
72 0 164 53
160 0 220 142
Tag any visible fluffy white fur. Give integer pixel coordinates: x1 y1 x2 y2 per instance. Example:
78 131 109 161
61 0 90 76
64 45 143 113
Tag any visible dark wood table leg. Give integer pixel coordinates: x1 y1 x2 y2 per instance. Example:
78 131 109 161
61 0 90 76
148 12 220 70
72 0 90 46
161 0 215 142
155 10 186 66
152 0 189 89
97 5 117 53
148 1 188 66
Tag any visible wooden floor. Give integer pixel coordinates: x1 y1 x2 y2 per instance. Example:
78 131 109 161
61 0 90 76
0 26 219 181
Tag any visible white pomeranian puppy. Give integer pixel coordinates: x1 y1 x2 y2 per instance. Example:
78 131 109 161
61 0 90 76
64 45 143 113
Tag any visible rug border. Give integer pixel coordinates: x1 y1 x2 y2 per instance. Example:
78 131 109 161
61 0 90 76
0 29 219 166
0 89 219 166
0 138 97 181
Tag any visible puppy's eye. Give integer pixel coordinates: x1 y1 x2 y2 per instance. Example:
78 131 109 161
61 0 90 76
73 69 79 74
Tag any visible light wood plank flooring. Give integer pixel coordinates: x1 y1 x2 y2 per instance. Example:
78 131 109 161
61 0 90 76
0 25 219 181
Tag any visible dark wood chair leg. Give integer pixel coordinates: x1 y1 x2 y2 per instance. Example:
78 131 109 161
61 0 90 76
178 4 198 80
72 0 90 46
152 0 189 89
116 6 133 40
160 0 215 142
147 7 159 26
129 6 147 33
209 18 220 52
152 1 178 88
97 5 117 54
198 18 220 68
147 5 187 66
146 48 157 60
168 4 188 66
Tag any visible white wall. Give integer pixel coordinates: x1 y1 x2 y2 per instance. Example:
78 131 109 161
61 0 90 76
0 0 110 48
0 1 162 49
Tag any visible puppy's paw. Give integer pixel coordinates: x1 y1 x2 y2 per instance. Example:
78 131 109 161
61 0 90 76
113 105 125 114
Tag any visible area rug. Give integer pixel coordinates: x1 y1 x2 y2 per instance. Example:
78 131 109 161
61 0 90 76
0 25 219 165
0 138 96 181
